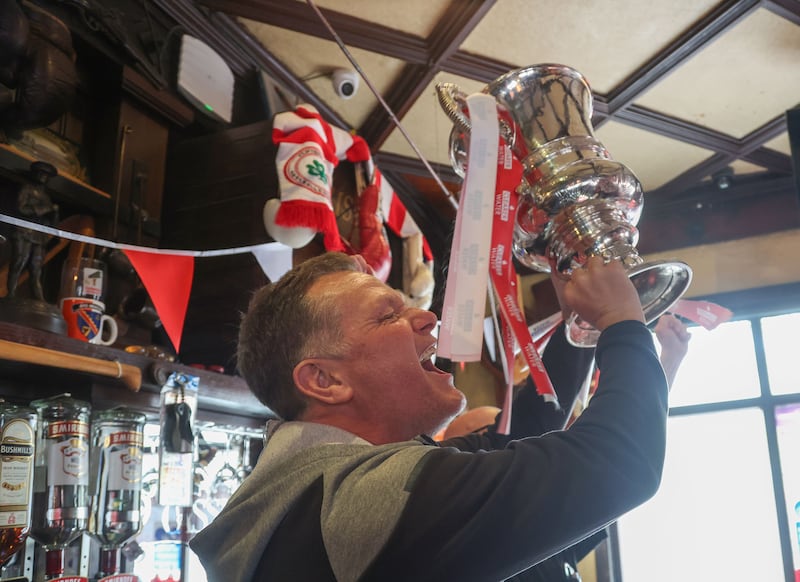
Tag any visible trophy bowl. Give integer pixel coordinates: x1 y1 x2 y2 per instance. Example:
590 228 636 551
436 63 692 347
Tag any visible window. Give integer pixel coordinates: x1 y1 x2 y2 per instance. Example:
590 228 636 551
762 313 800 396
615 310 800 582
667 320 760 407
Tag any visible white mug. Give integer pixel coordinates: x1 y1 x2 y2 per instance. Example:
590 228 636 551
60 297 118 346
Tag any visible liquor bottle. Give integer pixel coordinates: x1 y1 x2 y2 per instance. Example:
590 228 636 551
0 401 37 567
30 394 91 580
88 407 146 581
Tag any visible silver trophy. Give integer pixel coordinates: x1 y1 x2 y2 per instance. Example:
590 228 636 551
436 63 692 346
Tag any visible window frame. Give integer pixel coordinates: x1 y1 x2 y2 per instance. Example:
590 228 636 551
605 281 800 582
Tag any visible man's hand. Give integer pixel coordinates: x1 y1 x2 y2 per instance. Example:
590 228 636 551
654 313 691 387
563 257 645 332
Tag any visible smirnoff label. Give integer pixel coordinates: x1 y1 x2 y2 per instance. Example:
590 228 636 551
46 420 89 439
45 420 89 487
103 431 143 449
50 576 90 582
0 419 35 528
106 432 143 491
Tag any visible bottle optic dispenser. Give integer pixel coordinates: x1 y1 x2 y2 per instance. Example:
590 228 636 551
31 394 92 581
88 407 146 581
0 401 37 568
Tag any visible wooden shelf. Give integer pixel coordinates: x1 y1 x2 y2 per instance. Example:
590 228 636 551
0 320 273 428
0 142 113 213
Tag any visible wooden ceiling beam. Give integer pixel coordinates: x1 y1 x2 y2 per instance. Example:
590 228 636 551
764 0 800 26
152 0 254 75
211 14 349 128
649 136 792 198
359 0 497 148
614 107 792 175
196 0 431 64
442 51 514 84
615 105 742 155
744 147 794 174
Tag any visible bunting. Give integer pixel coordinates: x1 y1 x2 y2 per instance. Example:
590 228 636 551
123 250 194 353
0 213 293 354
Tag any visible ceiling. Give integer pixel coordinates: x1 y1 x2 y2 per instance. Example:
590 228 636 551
164 0 800 268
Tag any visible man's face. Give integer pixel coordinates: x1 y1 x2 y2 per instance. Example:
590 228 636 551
308 271 465 442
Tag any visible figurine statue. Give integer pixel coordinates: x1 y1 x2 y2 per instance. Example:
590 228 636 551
7 161 59 300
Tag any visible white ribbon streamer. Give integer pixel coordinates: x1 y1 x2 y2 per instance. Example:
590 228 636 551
437 94 499 361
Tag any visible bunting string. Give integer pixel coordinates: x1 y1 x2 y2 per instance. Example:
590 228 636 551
0 213 292 257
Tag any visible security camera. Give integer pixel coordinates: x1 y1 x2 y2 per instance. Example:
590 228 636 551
332 68 359 99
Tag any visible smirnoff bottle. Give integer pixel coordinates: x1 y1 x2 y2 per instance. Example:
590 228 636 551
0 402 36 567
88 407 146 582
31 394 91 581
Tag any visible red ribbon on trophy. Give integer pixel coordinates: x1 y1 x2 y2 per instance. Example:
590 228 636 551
489 140 558 433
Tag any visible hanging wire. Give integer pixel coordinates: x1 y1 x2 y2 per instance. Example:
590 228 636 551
305 0 458 210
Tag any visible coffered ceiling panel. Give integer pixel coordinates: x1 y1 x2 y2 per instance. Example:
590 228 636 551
763 131 792 155
595 122 716 191
634 8 800 137
460 0 722 94
381 73 485 166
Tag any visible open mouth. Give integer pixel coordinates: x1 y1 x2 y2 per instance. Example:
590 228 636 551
420 344 445 373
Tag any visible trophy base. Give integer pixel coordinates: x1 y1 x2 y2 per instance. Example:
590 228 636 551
0 297 67 335
566 259 693 347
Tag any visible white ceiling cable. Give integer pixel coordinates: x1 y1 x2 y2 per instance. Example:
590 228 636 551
305 0 459 209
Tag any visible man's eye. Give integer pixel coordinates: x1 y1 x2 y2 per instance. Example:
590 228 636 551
381 312 399 322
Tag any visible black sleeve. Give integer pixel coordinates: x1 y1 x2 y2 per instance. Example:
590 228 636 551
362 321 669 582
440 322 595 452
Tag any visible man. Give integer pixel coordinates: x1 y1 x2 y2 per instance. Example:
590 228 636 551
190 252 669 582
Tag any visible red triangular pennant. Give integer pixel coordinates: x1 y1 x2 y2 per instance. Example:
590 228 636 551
123 250 194 353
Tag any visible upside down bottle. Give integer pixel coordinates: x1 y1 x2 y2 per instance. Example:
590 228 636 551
0 401 37 568
88 407 146 582
31 393 92 581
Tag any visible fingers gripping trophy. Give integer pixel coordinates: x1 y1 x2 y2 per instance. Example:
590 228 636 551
436 64 692 346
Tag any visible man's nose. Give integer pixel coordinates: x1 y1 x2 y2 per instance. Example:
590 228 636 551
409 308 438 334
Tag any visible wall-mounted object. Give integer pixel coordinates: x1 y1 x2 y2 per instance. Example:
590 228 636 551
177 35 234 124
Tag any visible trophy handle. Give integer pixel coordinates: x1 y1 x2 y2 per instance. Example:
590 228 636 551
437 82 514 177
436 82 471 134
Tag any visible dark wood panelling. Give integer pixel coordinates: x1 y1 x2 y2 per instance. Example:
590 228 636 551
162 119 275 247
162 120 278 368
638 176 800 253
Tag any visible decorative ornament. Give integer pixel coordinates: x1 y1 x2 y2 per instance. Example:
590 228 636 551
262 198 315 249
265 104 434 294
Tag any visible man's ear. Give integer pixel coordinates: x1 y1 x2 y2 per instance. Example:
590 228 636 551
293 360 354 405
